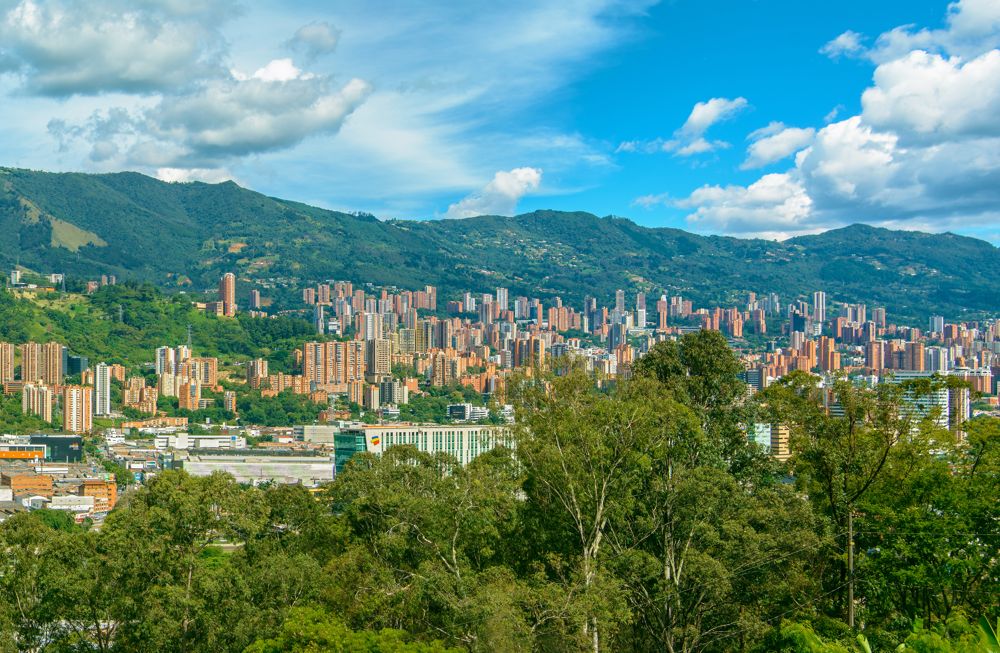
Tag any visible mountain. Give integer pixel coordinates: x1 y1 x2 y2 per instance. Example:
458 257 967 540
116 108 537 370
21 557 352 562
2 167 998 320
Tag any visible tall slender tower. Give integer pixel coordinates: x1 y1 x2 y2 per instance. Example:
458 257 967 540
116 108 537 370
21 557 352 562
94 363 112 416
219 273 237 317
813 291 826 324
0 342 14 383
41 342 64 386
19 342 42 383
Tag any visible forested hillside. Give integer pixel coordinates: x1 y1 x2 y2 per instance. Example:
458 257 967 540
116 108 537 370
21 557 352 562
3 167 999 320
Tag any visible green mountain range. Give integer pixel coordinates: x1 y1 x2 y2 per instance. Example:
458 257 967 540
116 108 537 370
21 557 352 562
2 167 997 321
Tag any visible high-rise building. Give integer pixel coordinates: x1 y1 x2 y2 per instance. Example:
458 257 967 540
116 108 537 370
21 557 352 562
656 296 668 330
905 342 926 371
813 291 826 324
495 287 509 311
314 305 325 334
19 342 41 382
178 380 201 411
219 272 237 317
22 383 54 422
928 315 945 334
247 358 269 388
94 363 112 416
636 292 647 327
302 341 366 386
41 342 64 386
62 385 93 433
250 289 262 309
0 342 13 383
366 339 392 379
865 341 884 371
190 357 218 387
615 289 625 314
156 346 176 375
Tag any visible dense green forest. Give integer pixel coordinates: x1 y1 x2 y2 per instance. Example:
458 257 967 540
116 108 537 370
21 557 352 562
0 332 995 652
3 167 998 321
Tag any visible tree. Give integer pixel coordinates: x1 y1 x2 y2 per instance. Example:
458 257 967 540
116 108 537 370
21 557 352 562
514 372 679 652
245 607 460 652
633 330 766 478
324 445 527 650
762 372 938 627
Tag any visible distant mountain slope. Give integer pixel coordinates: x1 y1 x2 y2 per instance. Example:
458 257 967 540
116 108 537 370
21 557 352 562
2 167 997 320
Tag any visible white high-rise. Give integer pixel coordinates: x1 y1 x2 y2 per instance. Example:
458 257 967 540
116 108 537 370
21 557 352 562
95 362 112 416
813 291 826 324
156 346 176 375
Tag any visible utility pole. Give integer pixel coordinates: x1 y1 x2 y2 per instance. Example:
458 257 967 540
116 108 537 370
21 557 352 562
848 508 855 628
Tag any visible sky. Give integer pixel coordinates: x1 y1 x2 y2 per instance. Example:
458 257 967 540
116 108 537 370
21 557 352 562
2 0 1000 242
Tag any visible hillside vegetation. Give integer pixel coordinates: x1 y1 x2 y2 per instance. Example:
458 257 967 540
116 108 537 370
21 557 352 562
0 284 315 368
2 167 998 320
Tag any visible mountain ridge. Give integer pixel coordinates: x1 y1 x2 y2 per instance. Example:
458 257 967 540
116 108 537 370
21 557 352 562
2 167 997 320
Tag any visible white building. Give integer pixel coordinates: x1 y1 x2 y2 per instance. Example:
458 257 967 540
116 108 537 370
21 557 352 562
359 424 512 466
95 363 112 416
49 495 96 513
154 433 247 451
182 454 334 486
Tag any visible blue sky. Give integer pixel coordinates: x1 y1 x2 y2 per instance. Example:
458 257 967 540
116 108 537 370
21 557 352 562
2 0 999 241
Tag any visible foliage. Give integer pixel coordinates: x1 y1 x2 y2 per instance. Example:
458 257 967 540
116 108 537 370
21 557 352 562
245 608 460 652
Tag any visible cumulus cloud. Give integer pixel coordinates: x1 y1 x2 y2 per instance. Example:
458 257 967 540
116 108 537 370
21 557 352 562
53 60 371 169
286 21 340 62
664 0 1000 238
742 122 815 169
678 173 813 237
861 49 1000 141
445 167 542 218
867 0 1000 63
820 30 867 59
618 96 748 156
0 0 234 96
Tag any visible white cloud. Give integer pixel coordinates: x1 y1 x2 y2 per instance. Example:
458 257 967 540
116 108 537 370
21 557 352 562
156 167 236 184
245 58 313 82
285 21 340 62
620 96 749 157
820 30 867 59
667 0 1000 238
53 63 371 169
823 105 844 123
742 122 815 169
861 49 1000 141
678 173 813 237
875 0 1000 63
678 97 749 137
445 167 542 218
0 0 234 96
632 192 670 208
